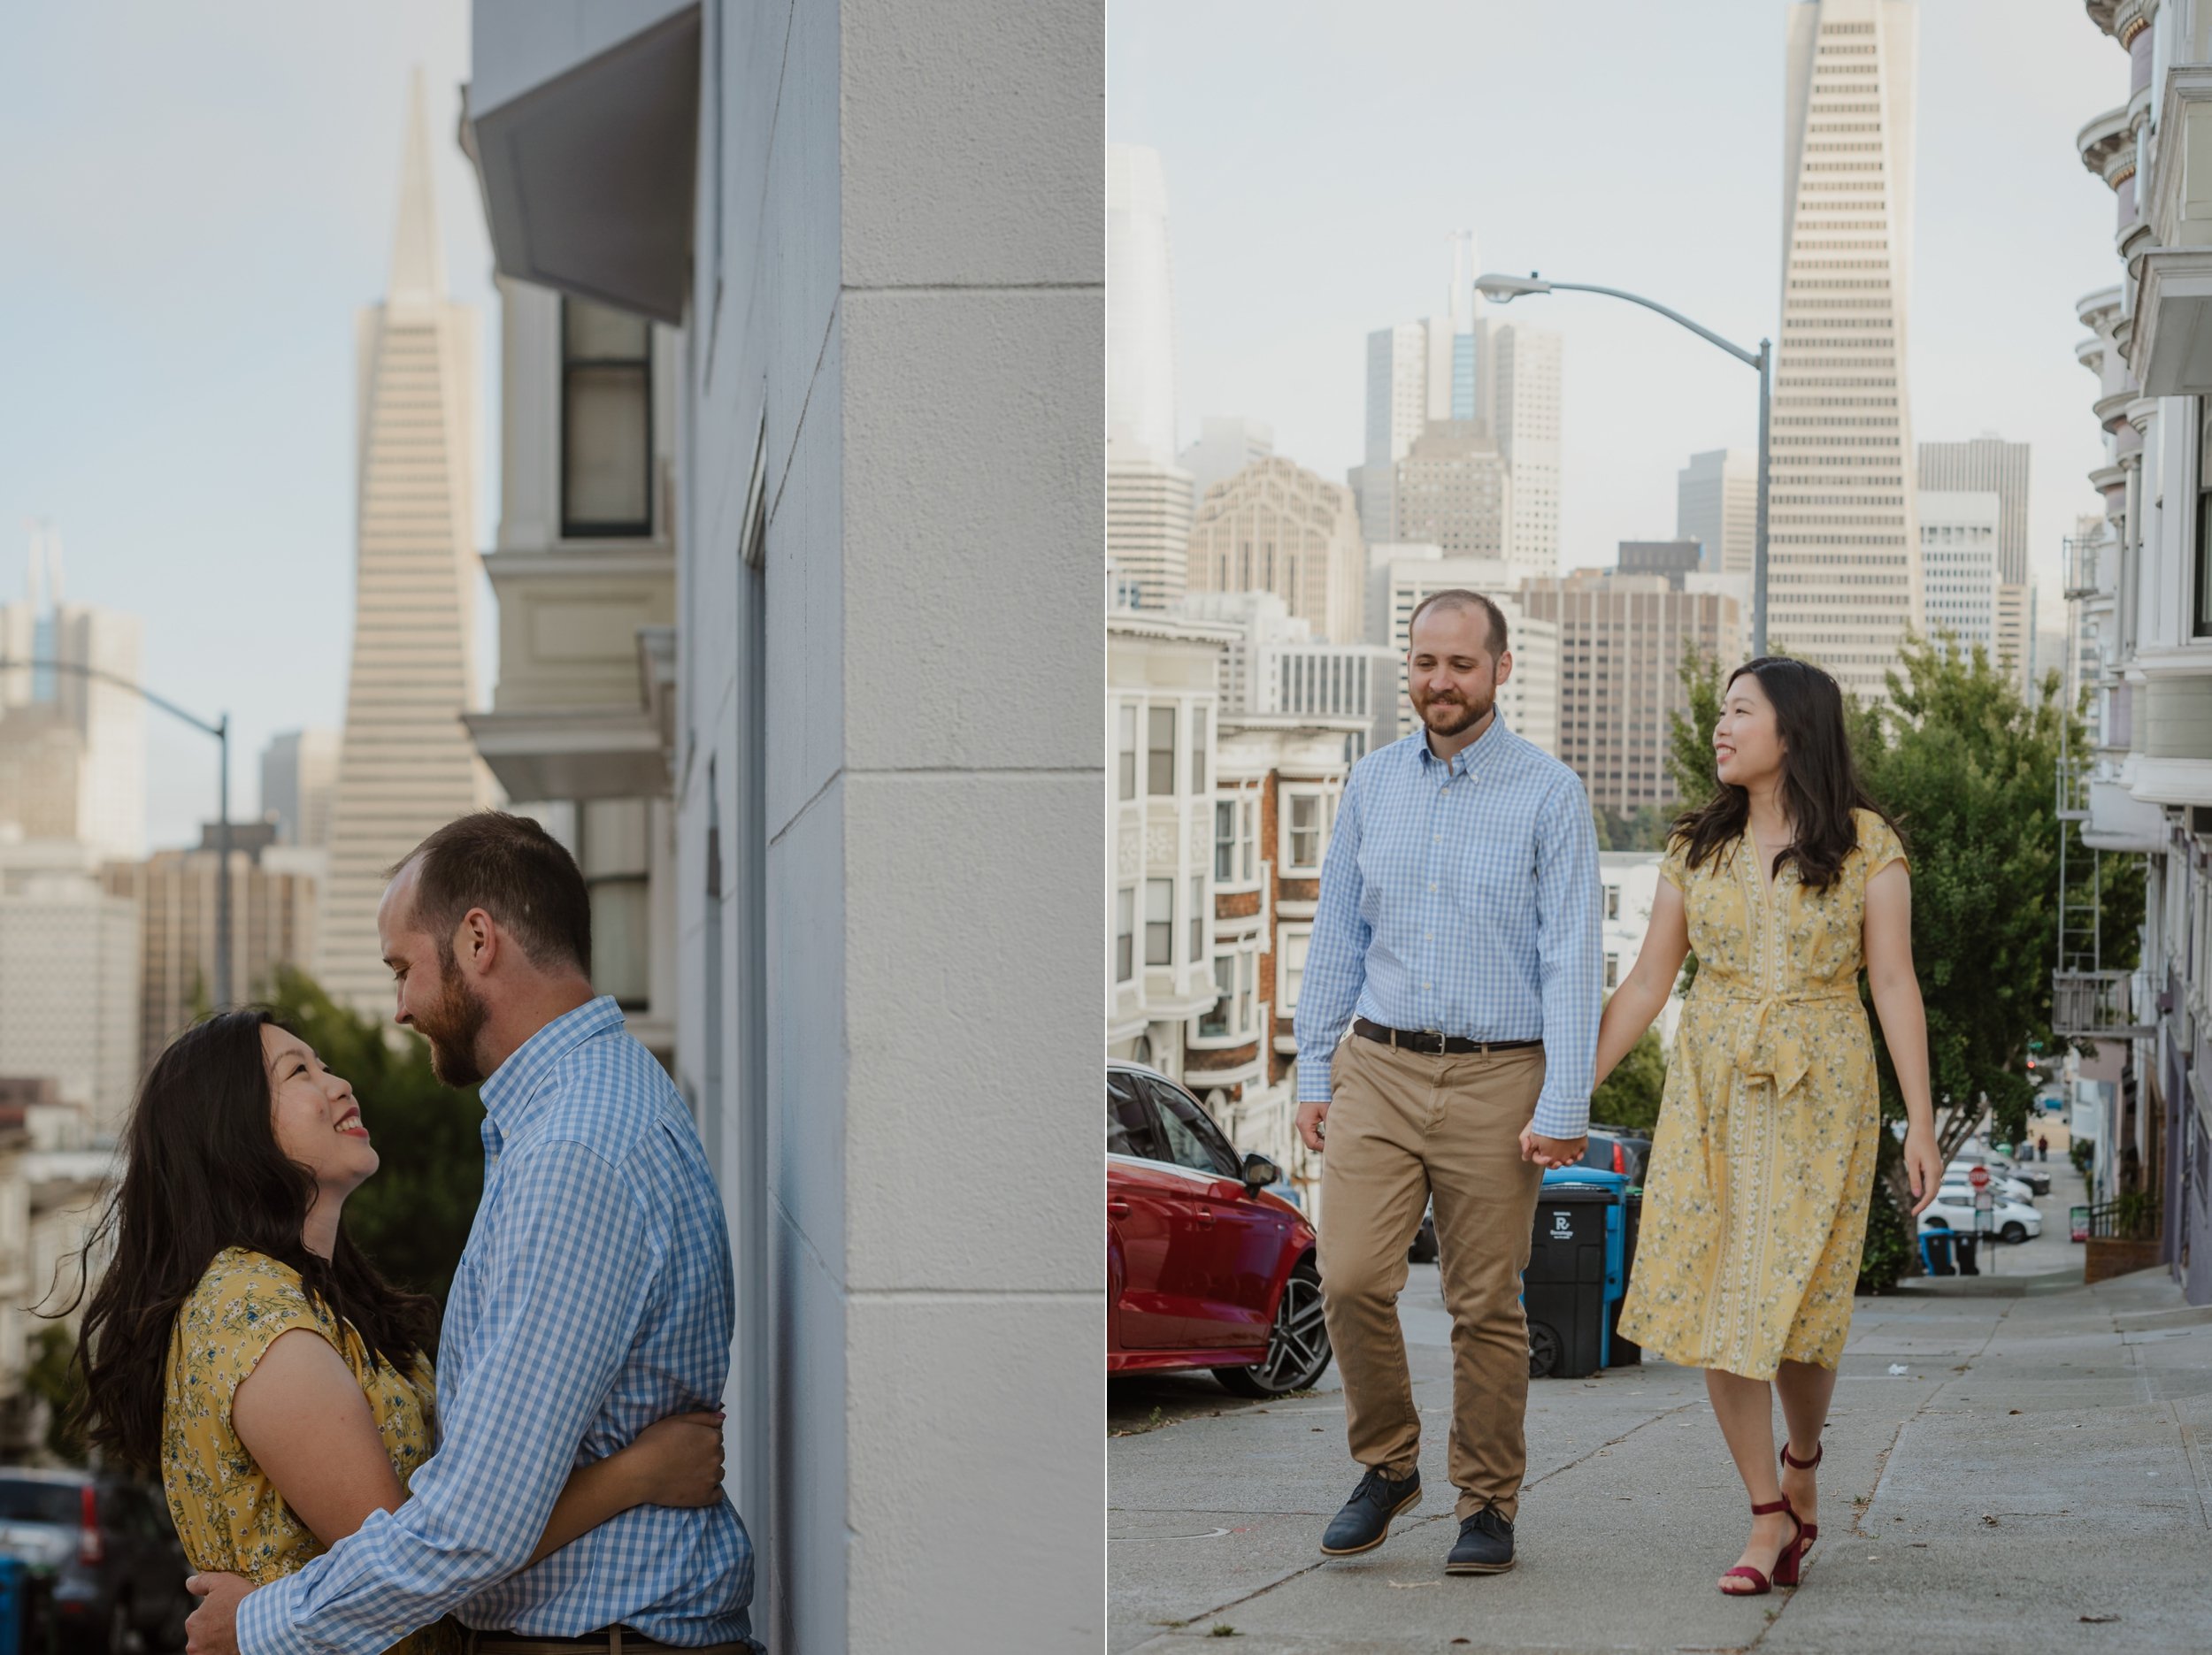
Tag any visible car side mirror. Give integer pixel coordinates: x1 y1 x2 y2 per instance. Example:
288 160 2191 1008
1240 1152 1279 1193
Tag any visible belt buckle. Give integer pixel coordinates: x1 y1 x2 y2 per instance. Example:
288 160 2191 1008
1407 1029 1445 1056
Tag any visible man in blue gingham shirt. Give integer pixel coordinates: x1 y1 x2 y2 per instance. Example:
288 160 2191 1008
190 816 756 1655
1294 590 1600 1579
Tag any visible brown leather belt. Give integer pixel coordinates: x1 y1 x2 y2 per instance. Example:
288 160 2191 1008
468 1631 757 1655
1354 1018 1542 1057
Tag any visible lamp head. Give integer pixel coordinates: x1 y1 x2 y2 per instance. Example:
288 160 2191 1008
1474 272 1552 303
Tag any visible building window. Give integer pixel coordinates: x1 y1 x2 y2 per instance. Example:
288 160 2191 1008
1190 706 1209 793
1198 953 1236 1038
1189 874 1205 965
2198 403 2212 638
1283 789 1331 873
1214 800 1236 880
1148 706 1176 796
1118 705 1137 801
561 298 652 536
1604 953 1619 990
1279 926 1312 1016
578 799 650 1008
1115 887 1134 983
1145 878 1173 967
1604 885 1621 921
1240 798 1257 882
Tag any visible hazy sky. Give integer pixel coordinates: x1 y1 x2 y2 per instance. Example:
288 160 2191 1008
0 1 492 850
1109 0 2120 628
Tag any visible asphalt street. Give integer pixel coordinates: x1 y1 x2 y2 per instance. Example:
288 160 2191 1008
1108 1253 2212 1653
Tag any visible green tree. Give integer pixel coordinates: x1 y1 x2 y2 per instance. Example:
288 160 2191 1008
26 1323 87 1464
265 966 485 1307
1590 1024 1666 1134
1591 805 1677 853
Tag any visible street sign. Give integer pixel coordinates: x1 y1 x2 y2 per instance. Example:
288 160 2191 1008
1969 1165 1991 1191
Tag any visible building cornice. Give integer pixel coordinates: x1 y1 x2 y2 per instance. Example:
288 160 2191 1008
2078 105 2131 179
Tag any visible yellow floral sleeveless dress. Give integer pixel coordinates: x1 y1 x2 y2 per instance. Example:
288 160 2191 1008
161 1247 447 1655
1616 809 1906 1379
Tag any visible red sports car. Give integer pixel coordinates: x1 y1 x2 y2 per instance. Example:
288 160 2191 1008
1107 1063 1331 1397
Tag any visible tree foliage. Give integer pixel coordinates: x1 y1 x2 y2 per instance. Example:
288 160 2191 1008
265 966 485 1309
1662 639 2142 1289
1590 1025 1666 1134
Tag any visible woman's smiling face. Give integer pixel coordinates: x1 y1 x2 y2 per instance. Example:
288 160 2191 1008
1713 670 1786 791
263 1023 379 1197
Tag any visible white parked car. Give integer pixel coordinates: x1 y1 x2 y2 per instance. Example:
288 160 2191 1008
1921 1185 2041 1245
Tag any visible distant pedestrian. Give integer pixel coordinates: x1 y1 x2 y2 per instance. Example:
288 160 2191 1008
2038 1133 2050 1164
1294 590 1601 1580
1599 658 1943 1598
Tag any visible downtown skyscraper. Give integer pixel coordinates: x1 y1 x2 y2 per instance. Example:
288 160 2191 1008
314 75 488 1012
1356 241 1561 579
1106 143 1194 611
1768 0 1921 702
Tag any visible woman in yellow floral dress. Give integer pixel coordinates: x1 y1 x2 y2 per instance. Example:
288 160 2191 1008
65 1009 726 1649
1598 658 1943 1597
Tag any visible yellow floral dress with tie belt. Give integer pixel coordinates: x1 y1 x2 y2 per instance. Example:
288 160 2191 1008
1616 808 1906 1380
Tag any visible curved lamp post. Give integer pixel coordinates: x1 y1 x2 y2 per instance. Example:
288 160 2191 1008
1475 273 1772 656
0 657 233 1007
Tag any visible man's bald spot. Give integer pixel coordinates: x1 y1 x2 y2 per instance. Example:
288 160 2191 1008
1408 589 1508 658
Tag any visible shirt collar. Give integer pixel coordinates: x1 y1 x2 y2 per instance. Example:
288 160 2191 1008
479 994 626 1143
1415 710 1512 777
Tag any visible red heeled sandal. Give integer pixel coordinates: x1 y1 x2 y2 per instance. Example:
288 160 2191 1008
1718 1494 1804 1596
1779 1438 1824 1551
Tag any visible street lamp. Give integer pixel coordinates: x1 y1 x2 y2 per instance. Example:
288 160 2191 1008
1475 272 1773 657
0 657 234 1008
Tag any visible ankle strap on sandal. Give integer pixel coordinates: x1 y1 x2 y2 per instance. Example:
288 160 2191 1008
1779 1440 1824 1470
1750 1496 1793 1516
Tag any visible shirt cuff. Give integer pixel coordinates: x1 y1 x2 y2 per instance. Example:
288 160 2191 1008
1531 1096 1589 1141
235 1578 295 1655
1295 1051 1333 1104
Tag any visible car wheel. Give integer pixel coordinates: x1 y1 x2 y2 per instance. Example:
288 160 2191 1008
2001 1221 2028 1245
1215 1259 1332 1397
1527 1322 1560 1380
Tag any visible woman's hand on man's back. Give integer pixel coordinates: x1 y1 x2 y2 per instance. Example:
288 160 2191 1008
618 1410 728 1508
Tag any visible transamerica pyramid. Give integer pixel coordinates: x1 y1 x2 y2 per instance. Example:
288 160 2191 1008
1767 0 1923 704
314 71 489 1013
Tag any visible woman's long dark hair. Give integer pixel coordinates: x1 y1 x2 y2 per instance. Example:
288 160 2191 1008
1672 656 1900 893
60 1008 436 1474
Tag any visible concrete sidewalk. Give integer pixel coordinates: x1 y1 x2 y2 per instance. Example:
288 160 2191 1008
1108 1266 2212 1653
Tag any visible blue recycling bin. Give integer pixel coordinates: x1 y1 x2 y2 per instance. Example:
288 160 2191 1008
1526 1168 1629 1378
0 1554 25 1655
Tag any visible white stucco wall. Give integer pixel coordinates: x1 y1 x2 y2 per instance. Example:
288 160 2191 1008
672 4 1102 1650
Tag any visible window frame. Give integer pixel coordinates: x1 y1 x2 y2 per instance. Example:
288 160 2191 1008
1147 704 1177 798
1144 877 1173 968
1140 1077 1241 1180
559 296 655 540
1117 704 1138 801
1277 923 1313 1018
1114 886 1135 984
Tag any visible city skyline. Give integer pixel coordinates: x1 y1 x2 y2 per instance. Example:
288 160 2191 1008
0 4 493 852
1109 1 2116 626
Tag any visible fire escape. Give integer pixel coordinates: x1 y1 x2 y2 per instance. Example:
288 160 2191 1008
2051 533 2154 1045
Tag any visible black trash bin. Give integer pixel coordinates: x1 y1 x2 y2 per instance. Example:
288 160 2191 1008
1954 1230 1980 1276
1525 1182 1615 1380
1923 1229 1956 1276
1607 1188 1644 1368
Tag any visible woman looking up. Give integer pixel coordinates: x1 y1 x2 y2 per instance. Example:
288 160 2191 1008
1600 657 1943 1596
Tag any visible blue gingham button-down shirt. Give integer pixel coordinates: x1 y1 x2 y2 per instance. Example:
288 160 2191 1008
1294 718 1603 1139
238 997 756 1655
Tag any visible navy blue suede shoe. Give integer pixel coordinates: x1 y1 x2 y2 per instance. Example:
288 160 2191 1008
1319 1466 1421 1556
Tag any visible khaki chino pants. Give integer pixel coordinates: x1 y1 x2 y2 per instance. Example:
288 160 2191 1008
1318 1032 1547 1521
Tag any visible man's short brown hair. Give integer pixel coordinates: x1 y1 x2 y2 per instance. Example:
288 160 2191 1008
1408 589 1509 657
386 811 592 976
